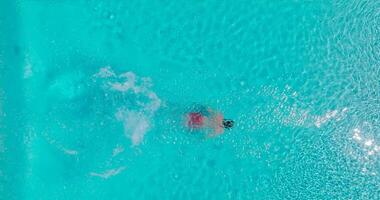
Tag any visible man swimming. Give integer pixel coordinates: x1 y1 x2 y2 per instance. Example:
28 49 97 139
185 104 234 137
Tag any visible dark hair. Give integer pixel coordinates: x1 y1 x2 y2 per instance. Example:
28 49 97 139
222 119 234 129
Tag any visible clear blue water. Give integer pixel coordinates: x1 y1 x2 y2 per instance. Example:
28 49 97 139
0 0 379 199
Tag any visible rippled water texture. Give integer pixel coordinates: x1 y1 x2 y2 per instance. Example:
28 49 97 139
0 0 379 199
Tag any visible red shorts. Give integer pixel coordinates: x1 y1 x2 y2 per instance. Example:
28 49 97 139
187 112 205 128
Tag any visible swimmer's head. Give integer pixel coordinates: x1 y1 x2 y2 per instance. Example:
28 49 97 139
222 119 234 129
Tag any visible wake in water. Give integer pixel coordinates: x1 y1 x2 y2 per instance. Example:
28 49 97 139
94 66 161 146
90 166 126 179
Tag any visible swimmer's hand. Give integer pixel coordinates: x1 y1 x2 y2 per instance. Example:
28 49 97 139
206 127 224 138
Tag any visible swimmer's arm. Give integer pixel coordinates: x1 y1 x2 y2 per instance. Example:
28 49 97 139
206 128 224 138
206 114 224 137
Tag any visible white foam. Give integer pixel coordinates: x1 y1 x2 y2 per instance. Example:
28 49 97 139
43 133 79 156
94 66 116 78
90 166 126 179
314 110 338 128
63 148 78 155
266 85 348 128
352 128 362 141
350 127 379 157
112 145 124 157
144 91 161 112
348 126 379 175
364 140 374 147
116 109 150 146
95 67 161 146
280 106 348 129
23 62 33 79
313 108 348 128
21 54 33 79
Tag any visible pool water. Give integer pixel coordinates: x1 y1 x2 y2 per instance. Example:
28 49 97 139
1 0 379 199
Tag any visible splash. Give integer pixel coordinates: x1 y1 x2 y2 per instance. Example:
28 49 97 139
23 53 33 79
94 66 161 146
43 132 79 156
112 145 124 157
94 66 116 78
62 148 78 155
313 107 348 128
350 125 380 157
267 85 349 128
24 63 33 79
115 109 150 146
90 166 126 179
347 123 379 176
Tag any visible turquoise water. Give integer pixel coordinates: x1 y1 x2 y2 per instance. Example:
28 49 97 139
1 0 379 199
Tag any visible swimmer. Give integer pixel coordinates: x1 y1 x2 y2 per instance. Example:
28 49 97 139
185 104 234 137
